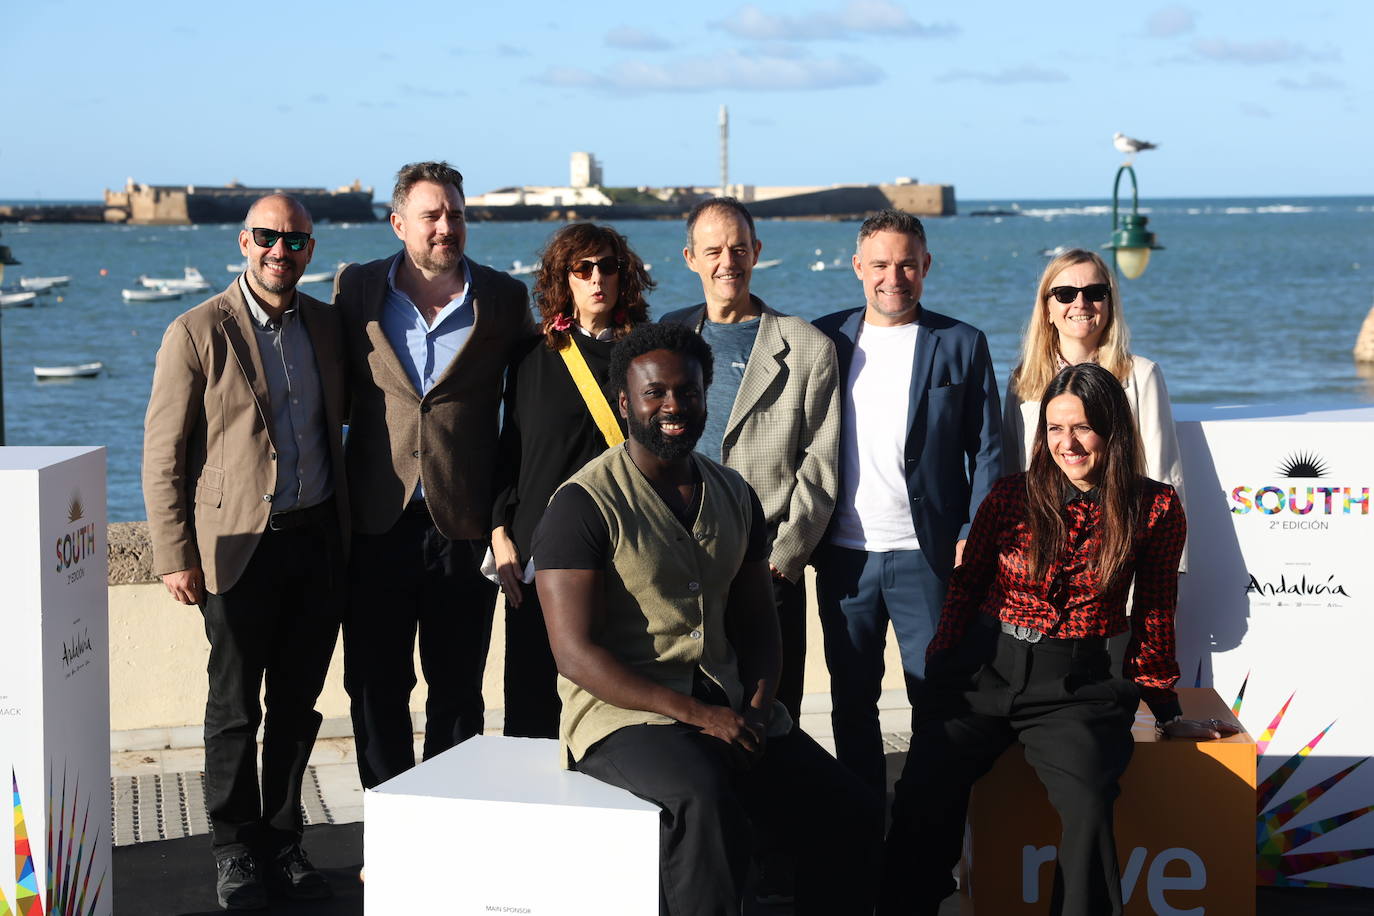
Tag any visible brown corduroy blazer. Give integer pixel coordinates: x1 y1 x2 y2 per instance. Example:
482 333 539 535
142 281 351 595
333 254 533 539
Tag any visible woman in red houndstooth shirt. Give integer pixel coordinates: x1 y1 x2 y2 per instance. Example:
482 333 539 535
878 362 1228 916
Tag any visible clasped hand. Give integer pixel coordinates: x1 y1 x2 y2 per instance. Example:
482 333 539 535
1158 717 1241 741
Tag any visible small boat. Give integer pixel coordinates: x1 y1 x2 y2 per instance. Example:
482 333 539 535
138 266 209 292
508 260 538 276
1040 245 1071 258
809 260 827 272
34 361 103 380
122 287 183 302
226 261 247 273
299 262 344 285
21 275 70 290
0 290 38 307
755 259 782 270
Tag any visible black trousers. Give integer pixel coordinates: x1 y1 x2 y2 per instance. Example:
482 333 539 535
773 574 807 725
880 622 1138 916
343 504 497 788
501 581 560 739
201 521 342 858
575 723 881 916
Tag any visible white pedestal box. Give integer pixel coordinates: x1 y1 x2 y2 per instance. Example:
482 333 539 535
365 736 659 914
0 447 110 915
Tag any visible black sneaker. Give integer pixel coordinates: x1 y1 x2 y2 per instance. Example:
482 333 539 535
215 853 267 910
268 843 331 900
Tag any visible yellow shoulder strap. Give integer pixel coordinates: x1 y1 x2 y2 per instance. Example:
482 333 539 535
558 339 625 448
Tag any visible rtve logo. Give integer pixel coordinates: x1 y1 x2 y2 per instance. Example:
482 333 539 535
1023 844 1205 914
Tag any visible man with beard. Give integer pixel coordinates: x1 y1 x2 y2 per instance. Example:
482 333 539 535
532 323 878 915
333 161 533 788
144 194 349 907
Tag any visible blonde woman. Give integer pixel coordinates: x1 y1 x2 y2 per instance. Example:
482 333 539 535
1003 249 1186 571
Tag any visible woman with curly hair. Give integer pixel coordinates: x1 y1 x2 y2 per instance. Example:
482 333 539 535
490 222 654 737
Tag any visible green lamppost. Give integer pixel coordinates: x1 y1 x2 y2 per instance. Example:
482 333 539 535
1107 164 1163 280
0 230 18 445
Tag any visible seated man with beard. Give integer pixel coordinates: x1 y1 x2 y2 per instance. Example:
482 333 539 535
531 323 879 916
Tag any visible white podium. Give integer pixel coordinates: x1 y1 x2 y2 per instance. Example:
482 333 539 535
365 736 659 914
0 447 110 915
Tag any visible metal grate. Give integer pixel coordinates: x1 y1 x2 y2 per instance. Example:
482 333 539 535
111 767 333 847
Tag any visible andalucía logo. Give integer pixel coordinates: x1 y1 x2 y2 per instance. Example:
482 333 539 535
1230 451 1370 518
61 628 93 666
54 488 98 573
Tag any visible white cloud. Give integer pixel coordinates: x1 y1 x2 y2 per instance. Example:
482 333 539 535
605 26 673 51
1192 38 1310 64
1277 72 1344 91
713 1 957 41
1144 6 1194 39
534 48 883 93
936 65 1068 85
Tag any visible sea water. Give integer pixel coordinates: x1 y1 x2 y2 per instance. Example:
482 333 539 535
1 195 1371 521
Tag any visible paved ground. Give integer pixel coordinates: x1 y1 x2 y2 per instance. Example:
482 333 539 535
111 701 1374 914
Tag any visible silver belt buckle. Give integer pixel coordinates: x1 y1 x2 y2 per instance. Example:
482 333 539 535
1001 620 1044 643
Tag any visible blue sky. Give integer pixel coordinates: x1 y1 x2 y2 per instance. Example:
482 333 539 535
3 0 1368 201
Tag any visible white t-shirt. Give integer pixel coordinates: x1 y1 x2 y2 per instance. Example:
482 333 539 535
829 320 922 551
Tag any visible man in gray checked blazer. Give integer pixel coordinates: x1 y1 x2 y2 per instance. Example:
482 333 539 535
660 197 840 722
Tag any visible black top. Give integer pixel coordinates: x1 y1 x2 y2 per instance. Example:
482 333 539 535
534 474 768 570
493 332 625 557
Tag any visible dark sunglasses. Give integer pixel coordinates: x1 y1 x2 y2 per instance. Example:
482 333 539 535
249 228 312 252
1048 284 1110 304
569 257 624 280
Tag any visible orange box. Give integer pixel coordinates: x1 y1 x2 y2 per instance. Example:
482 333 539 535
959 687 1256 915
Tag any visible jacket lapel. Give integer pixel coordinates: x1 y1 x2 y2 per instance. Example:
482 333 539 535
725 306 785 438
833 308 864 383
363 255 423 400
906 308 939 446
219 284 276 443
429 256 480 393
301 296 346 426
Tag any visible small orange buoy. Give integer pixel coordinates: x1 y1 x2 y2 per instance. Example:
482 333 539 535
99 268 108 276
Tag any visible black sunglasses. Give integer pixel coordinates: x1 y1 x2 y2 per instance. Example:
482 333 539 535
249 228 312 252
569 257 624 280
1048 284 1110 304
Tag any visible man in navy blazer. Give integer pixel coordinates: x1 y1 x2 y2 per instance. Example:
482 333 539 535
812 209 1002 792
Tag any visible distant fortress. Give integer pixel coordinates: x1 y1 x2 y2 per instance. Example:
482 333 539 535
0 158 956 225
102 178 377 225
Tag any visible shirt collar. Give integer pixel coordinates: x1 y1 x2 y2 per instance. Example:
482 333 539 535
1062 483 1101 506
238 274 296 330
576 324 616 341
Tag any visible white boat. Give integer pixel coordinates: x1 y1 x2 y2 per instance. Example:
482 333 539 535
755 259 782 270
122 287 183 302
0 290 38 307
34 361 103 380
21 275 70 290
299 262 344 284
138 266 209 292
226 261 247 273
508 259 538 276
809 260 827 272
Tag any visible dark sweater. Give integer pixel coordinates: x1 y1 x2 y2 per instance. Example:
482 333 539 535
492 332 624 557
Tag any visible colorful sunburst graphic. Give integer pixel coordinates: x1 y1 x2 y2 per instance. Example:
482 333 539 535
0 765 106 916
1225 671 1374 886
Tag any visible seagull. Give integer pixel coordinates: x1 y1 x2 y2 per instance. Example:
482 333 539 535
1114 131 1158 156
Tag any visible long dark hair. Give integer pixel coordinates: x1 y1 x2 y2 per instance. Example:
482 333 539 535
533 223 654 350
1025 362 1144 588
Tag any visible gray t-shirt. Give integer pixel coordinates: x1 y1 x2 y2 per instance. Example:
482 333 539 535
696 317 761 461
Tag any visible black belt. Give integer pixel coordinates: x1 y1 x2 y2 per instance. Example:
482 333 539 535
267 497 335 532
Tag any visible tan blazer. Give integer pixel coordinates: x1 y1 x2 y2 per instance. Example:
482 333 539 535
660 300 841 582
333 255 533 539
142 281 351 595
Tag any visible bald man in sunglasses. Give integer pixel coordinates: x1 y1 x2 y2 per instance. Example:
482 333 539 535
144 194 350 908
